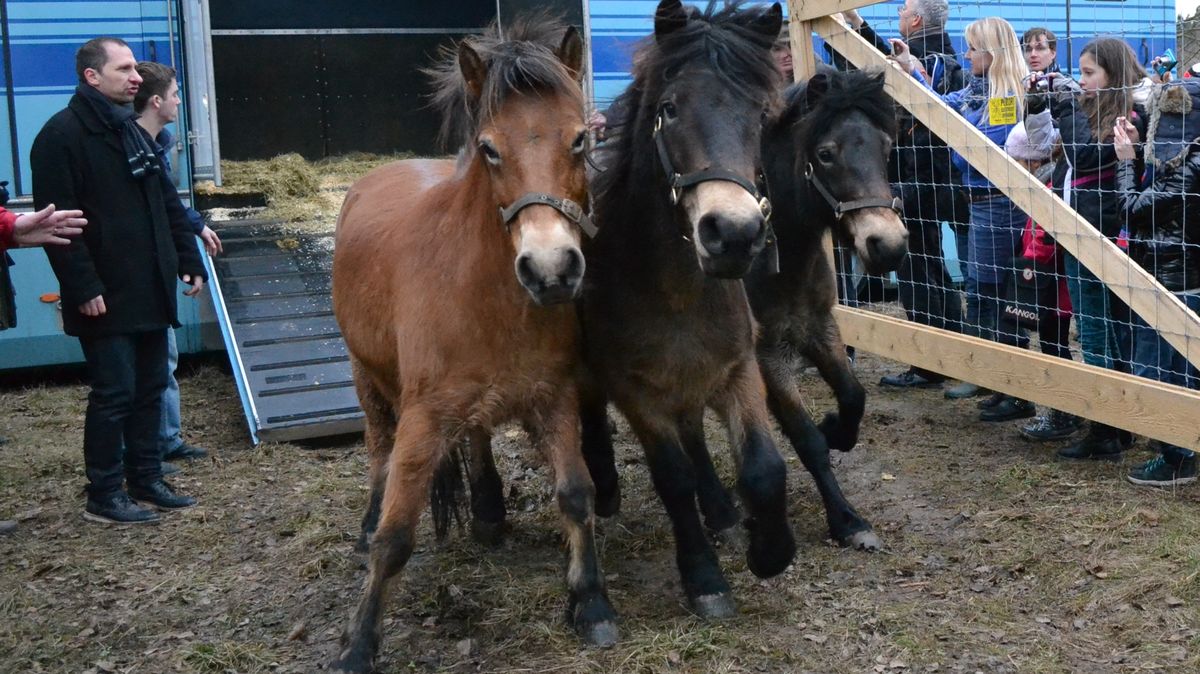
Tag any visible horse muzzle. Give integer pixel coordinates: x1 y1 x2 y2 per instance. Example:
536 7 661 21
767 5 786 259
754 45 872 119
850 208 909 274
515 245 585 305
685 181 768 279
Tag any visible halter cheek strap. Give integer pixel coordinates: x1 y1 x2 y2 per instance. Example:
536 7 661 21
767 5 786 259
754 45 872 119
498 192 598 238
804 162 903 219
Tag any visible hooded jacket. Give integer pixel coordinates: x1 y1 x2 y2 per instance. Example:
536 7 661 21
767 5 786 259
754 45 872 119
1116 81 1200 291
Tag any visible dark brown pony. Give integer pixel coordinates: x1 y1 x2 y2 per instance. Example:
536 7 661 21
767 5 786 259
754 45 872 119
579 0 794 619
746 68 907 550
329 18 615 674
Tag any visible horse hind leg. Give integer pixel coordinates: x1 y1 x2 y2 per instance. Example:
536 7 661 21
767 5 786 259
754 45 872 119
531 393 618 646
805 316 865 452
352 362 396 555
678 410 742 544
714 359 797 579
333 404 442 674
758 348 880 552
580 385 621 517
624 406 735 619
463 427 507 546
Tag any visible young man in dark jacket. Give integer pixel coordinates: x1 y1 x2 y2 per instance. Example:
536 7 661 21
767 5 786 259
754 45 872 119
31 37 208 524
840 2 972 393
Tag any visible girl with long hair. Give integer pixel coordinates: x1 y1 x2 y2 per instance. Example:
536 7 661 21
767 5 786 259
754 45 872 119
1025 37 1146 460
892 17 1035 420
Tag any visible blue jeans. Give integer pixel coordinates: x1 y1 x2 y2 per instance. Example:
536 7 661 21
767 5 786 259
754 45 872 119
953 224 980 338
1131 291 1200 463
160 328 183 452
1064 252 1121 369
968 196 1027 347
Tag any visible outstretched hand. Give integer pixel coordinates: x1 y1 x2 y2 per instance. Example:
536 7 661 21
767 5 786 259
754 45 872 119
13 204 87 247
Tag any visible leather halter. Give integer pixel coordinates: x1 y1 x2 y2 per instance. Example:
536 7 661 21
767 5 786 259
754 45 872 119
498 192 597 238
804 162 903 220
653 109 779 273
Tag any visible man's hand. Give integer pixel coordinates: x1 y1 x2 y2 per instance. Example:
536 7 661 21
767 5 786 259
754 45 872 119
79 295 106 316
887 39 918 75
199 226 223 257
13 204 87 247
843 8 864 29
181 274 205 297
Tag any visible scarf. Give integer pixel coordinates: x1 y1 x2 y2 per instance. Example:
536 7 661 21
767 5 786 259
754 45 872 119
76 84 159 180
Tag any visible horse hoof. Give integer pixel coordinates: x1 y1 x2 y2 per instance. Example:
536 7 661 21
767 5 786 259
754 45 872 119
580 620 620 647
689 593 737 620
330 650 374 674
711 524 748 551
818 413 858 452
746 520 796 579
594 486 621 518
353 533 372 555
843 529 883 552
471 519 506 547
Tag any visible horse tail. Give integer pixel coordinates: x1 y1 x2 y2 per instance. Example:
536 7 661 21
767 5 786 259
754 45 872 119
429 443 467 542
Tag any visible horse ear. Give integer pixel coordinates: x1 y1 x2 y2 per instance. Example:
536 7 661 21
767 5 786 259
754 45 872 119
556 26 584 83
749 3 784 40
654 0 688 43
805 72 830 108
458 41 486 101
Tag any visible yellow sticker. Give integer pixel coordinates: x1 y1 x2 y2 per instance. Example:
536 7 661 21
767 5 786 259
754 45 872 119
989 96 1018 125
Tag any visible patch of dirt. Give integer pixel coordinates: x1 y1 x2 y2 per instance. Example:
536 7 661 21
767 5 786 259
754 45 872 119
2 351 1198 673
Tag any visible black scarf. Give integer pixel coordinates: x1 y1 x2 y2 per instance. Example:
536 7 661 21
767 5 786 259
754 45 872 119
76 84 159 180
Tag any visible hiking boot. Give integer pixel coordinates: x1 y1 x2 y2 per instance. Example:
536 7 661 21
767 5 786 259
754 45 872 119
161 461 180 476
129 480 197 511
163 442 208 462
976 391 1007 409
1127 453 1198 488
979 396 1036 422
84 491 160 525
880 369 944 388
1057 423 1127 461
1020 409 1083 442
945 382 984 399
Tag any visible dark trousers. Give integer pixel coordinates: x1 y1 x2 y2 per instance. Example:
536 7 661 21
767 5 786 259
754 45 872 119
1037 310 1072 360
79 330 168 497
896 217 964 334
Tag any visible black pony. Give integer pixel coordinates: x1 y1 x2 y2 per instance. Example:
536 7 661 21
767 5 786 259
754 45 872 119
745 68 907 549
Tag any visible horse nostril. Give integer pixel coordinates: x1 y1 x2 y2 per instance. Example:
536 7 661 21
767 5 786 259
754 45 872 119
562 247 585 285
516 253 538 288
698 214 726 255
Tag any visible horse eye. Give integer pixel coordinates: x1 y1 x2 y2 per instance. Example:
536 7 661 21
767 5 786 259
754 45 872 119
479 141 501 165
571 131 587 154
817 148 836 164
661 101 678 119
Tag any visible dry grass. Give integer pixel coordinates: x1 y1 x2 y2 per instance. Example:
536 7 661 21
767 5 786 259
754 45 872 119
2 352 1198 673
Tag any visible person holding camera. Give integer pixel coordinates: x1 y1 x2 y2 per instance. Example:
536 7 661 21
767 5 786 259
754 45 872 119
1113 84 1200 487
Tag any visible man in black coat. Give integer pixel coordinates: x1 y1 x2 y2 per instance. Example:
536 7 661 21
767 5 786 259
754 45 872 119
31 36 207 525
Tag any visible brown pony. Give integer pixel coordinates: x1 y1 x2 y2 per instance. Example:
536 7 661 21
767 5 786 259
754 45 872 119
329 18 615 674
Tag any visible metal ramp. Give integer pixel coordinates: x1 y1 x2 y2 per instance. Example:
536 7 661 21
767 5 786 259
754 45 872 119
205 219 363 443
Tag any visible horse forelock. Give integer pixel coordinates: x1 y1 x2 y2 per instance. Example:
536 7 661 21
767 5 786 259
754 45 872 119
594 1 779 215
785 69 896 153
426 14 583 152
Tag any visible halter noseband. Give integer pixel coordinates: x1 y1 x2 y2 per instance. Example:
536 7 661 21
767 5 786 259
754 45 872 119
804 162 903 220
653 111 773 219
498 192 598 238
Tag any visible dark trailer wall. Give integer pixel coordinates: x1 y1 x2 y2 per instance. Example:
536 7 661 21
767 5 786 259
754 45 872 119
210 0 584 160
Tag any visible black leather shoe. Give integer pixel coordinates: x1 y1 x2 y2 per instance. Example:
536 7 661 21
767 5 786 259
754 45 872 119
163 442 208 461
976 391 1007 410
979 396 1036 422
129 480 197 510
879 369 944 388
84 491 160 525
1058 423 1127 461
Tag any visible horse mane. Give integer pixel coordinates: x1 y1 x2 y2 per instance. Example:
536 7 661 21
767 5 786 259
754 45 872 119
780 67 897 148
595 1 780 203
426 13 583 151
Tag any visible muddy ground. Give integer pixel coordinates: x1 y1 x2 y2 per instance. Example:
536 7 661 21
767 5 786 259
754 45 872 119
1 349 1198 674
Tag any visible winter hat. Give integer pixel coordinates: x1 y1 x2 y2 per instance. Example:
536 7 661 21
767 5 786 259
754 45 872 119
1145 78 1200 172
1005 122 1053 162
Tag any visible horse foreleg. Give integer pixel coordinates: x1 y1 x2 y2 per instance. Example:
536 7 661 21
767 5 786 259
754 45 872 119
534 392 618 647
678 409 741 538
623 406 735 619
580 384 620 517
758 350 880 552
713 359 796 579
352 362 396 554
464 427 506 546
805 314 865 452
333 405 440 674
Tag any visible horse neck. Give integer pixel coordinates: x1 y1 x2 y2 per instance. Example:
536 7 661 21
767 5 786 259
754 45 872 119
443 157 522 292
762 140 834 271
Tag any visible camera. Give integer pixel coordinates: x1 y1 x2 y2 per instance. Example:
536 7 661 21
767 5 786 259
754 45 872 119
1029 71 1053 91
1153 48 1177 76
